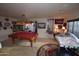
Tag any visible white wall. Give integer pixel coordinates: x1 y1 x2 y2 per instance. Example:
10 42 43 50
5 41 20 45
0 16 17 38
29 18 54 39
0 16 17 48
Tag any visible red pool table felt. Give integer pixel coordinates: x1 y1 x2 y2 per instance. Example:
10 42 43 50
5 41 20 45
8 31 38 47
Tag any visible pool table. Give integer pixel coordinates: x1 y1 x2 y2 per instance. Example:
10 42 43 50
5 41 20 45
8 31 38 47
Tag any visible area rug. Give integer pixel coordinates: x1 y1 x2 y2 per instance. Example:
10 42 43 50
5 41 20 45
37 44 59 56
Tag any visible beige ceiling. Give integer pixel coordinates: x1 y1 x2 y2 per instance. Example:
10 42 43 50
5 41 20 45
0 3 79 19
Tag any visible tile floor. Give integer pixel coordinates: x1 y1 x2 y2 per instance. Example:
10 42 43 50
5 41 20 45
0 38 58 56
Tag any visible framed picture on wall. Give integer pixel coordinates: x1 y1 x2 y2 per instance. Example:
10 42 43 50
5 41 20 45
5 18 9 21
0 21 2 30
38 23 46 29
4 22 10 27
55 19 64 24
12 21 16 25
0 21 2 27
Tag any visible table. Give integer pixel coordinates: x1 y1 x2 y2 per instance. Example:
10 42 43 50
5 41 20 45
55 32 79 48
8 31 38 47
55 32 79 55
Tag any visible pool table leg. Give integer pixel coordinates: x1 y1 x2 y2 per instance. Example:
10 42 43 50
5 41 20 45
34 38 36 42
12 38 15 44
30 41 33 47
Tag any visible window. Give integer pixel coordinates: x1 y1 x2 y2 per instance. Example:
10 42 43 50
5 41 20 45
73 21 79 38
68 22 73 33
73 21 78 33
68 20 79 39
